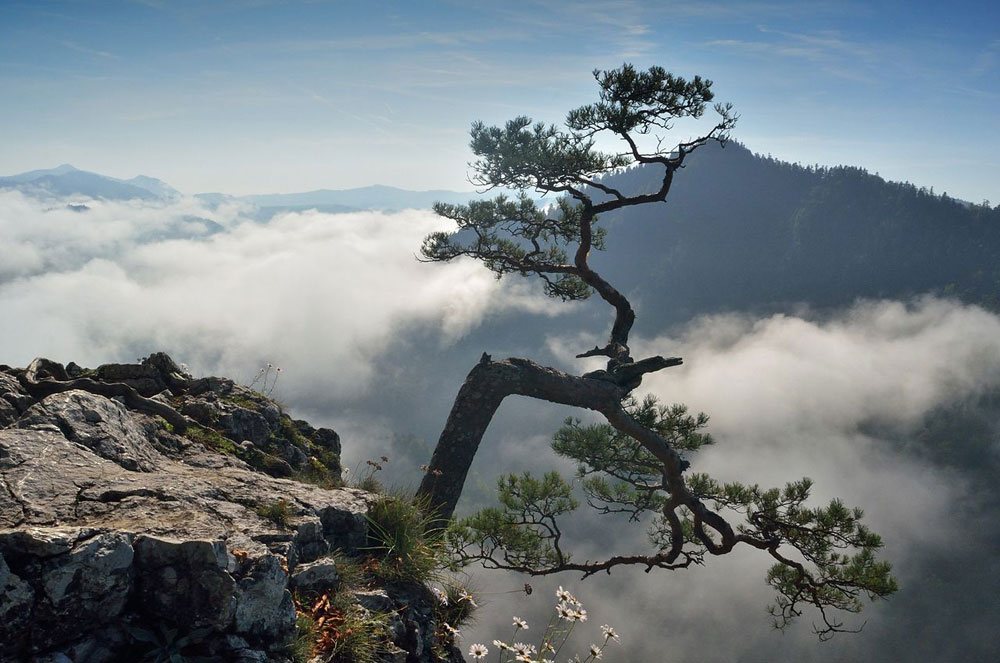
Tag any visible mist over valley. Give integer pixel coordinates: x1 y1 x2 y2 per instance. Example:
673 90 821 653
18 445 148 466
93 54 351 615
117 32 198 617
2 145 998 660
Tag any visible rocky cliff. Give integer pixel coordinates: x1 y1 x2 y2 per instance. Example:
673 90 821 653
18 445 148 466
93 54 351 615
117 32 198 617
0 354 462 663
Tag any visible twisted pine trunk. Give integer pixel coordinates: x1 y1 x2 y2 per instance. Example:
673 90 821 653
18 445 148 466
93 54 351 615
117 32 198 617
414 355 685 521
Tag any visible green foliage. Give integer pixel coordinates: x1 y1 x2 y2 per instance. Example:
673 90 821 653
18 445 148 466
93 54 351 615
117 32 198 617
553 396 712 520
464 64 732 193
684 474 898 637
297 453 342 488
422 63 895 641
363 493 447 584
468 116 629 192
221 394 261 411
448 471 578 571
182 423 237 454
424 195 598 300
567 64 724 135
256 499 293 528
434 582 479 630
422 63 734 306
288 612 318 663
451 396 896 637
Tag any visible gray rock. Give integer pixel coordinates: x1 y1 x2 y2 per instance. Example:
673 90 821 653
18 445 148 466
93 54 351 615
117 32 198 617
15 390 162 471
0 371 34 414
313 427 341 454
0 355 446 663
95 361 167 396
289 519 330 567
134 536 237 630
181 398 218 425
0 551 35 658
234 555 296 644
31 532 134 650
219 406 274 448
289 557 339 595
0 397 17 427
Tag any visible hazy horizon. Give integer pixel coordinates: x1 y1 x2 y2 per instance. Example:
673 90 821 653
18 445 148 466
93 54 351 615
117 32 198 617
2 1 998 203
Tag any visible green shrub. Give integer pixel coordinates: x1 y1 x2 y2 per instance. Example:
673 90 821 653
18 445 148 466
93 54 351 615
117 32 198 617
363 494 446 584
256 499 293 528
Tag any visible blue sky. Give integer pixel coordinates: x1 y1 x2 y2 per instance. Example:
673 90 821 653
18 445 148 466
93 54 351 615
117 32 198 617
1 0 997 202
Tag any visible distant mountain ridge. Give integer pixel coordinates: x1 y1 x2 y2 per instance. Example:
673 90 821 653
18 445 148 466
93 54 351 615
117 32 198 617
0 164 180 201
0 164 478 212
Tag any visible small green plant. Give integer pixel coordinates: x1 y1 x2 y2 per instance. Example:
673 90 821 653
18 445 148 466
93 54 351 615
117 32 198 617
431 583 479 631
363 492 446 584
127 624 215 663
288 611 319 663
182 423 237 454
348 456 389 493
256 499 293 528
429 582 480 659
464 587 619 662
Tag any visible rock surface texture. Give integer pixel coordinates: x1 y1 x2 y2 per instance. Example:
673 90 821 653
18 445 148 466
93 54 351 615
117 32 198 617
0 354 461 663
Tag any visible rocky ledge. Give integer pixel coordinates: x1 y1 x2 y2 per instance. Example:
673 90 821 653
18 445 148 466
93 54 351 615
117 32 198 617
0 354 461 663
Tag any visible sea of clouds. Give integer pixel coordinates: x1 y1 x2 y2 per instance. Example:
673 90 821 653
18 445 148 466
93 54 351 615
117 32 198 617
2 190 998 660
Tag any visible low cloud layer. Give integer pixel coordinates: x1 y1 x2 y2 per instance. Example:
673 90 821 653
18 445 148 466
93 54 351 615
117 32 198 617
3 190 999 660
488 297 1000 659
0 191 554 401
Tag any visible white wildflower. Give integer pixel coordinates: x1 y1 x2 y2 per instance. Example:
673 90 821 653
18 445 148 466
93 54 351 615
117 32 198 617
589 644 603 659
468 643 488 659
600 624 619 642
512 616 529 630
512 642 537 657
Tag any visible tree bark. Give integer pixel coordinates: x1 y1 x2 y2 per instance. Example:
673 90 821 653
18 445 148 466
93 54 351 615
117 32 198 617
415 355 684 520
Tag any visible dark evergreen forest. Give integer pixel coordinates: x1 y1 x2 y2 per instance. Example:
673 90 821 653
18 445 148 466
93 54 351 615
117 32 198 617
590 141 1000 324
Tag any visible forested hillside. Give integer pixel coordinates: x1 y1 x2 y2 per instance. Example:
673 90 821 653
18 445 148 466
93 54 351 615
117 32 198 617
590 142 1000 325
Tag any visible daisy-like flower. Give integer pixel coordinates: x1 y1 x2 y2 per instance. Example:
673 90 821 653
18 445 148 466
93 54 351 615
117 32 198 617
493 639 511 650
589 644 603 659
512 642 537 657
468 643 488 660
460 591 478 607
600 625 619 642
574 608 588 622
556 585 574 602
543 643 556 653
431 587 448 605
556 603 575 620
443 623 459 636
512 616 529 630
